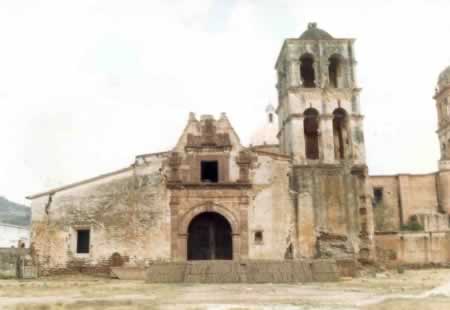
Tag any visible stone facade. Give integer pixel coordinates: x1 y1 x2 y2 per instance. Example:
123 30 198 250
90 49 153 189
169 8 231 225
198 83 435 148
27 24 450 275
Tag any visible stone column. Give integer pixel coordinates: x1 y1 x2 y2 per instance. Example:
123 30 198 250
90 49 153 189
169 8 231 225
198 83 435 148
289 117 306 164
320 58 329 88
351 115 366 164
351 92 361 114
351 59 358 88
313 60 320 87
178 235 188 261
170 195 182 261
289 59 301 88
232 234 240 261
320 115 335 164
239 195 250 260
341 58 351 88
345 116 354 160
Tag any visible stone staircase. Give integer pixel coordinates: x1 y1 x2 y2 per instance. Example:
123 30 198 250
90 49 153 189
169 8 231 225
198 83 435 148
112 259 339 283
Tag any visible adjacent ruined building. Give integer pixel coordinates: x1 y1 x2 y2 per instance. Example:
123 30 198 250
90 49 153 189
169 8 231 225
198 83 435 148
27 23 450 276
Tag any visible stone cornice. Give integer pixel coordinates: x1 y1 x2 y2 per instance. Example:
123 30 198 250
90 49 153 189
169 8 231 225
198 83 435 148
167 182 252 190
277 112 364 137
286 86 360 96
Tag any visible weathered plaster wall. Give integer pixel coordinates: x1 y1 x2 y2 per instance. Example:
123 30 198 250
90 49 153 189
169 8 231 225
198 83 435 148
369 176 401 232
31 156 170 274
369 174 444 232
403 175 439 220
249 154 294 260
375 232 450 265
293 165 368 260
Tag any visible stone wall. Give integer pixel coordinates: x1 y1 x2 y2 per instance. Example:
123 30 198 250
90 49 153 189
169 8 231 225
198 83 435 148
375 232 450 266
29 113 298 275
293 164 372 261
369 176 401 232
248 153 294 260
30 154 171 275
369 174 446 232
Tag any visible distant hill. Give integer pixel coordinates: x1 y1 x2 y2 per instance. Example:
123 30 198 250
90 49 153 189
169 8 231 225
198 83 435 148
0 196 31 227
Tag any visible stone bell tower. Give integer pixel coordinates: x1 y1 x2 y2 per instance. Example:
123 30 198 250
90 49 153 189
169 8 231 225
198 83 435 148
275 23 374 261
435 66 450 214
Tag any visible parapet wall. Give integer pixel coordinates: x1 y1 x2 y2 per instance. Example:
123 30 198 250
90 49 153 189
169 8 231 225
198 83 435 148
375 231 450 266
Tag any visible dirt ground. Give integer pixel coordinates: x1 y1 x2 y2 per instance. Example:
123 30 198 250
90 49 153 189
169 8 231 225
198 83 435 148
1 269 450 309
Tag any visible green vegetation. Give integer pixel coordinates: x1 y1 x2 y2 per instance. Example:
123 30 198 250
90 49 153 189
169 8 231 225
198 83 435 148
401 215 424 231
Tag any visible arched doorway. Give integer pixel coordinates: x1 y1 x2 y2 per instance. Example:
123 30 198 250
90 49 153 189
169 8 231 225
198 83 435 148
187 212 233 260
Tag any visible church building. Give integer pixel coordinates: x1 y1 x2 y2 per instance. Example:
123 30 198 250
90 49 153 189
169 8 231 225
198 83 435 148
27 24 450 275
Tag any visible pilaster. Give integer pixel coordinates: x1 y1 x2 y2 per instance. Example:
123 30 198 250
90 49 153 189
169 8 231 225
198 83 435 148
320 115 334 163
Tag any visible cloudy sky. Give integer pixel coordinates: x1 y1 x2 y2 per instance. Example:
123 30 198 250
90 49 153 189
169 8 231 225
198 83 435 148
1 0 449 205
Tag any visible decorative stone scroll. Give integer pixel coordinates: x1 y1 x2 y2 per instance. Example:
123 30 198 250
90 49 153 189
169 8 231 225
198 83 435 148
186 119 232 150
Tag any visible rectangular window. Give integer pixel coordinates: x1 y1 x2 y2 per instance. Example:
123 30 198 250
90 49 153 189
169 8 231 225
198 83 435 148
201 161 219 183
76 229 90 254
254 231 263 244
373 188 383 207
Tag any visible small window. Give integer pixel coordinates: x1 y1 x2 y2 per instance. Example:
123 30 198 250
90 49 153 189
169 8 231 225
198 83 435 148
76 229 90 254
373 188 383 207
254 231 263 244
201 161 219 183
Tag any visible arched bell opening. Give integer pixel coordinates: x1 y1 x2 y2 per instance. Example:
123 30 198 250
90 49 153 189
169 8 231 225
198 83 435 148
304 108 320 159
333 108 350 160
300 53 316 88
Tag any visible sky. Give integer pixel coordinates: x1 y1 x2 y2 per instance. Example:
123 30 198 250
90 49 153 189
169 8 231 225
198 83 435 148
0 0 449 205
